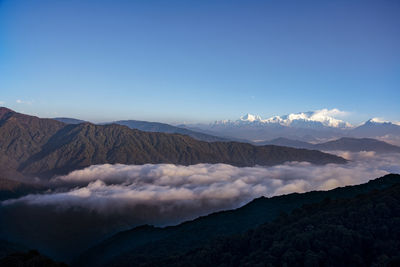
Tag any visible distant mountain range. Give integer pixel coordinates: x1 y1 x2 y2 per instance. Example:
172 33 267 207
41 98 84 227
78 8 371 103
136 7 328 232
109 120 228 142
181 110 400 142
258 137 400 153
213 109 353 129
53 109 400 144
54 118 228 142
351 118 400 137
0 107 345 181
53 117 88 124
75 173 400 267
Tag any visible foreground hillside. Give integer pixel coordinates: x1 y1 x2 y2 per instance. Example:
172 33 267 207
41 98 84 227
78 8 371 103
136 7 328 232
75 174 400 267
150 178 400 267
0 107 346 179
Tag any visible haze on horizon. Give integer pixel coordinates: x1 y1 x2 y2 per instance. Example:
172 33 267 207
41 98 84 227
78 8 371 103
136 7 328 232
0 0 399 123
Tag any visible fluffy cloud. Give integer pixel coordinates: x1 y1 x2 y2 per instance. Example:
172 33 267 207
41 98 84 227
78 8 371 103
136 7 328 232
315 108 348 117
287 108 351 128
4 152 400 220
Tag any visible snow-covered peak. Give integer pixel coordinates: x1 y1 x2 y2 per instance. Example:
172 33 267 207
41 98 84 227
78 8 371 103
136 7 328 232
368 118 391 124
213 109 353 128
261 109 352 128
365 118 400 126
239 113 263 122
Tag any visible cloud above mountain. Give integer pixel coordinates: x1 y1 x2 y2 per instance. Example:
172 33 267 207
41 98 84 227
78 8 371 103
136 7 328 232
3 152 400 225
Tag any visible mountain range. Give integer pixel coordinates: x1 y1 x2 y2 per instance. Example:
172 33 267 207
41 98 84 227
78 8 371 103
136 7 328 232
181 110 400 142
108 120 228 142
0 106 399 266
53 109 400 144
53 113 400 153
0 107 345 181
213 109 352 128
258 137 400 153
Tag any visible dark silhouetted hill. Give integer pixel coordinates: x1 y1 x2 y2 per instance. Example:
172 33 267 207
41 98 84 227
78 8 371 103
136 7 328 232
147 175 400 267
75 173 400 267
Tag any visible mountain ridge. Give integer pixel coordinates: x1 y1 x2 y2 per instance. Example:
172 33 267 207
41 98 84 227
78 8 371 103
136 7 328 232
110 120 228 142
0 107 346 180
257 137 400 153
180 110 400 142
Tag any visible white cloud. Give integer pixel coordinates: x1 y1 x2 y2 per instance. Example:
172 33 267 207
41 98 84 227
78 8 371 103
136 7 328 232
16 99 32 104
283 108 351 128
4 152 400 223
0 101 5 105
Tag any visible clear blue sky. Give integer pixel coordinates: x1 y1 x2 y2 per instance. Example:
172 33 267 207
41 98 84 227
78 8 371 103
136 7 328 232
0 0 399 123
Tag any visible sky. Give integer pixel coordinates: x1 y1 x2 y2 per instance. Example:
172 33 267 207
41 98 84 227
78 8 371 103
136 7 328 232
0 0 399 123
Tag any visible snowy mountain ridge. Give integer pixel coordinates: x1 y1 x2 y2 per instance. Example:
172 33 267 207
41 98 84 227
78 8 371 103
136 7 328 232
213 109 353 129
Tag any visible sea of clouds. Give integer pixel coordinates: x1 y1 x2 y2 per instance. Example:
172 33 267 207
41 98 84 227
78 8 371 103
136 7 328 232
1 151 399 260
3 151 400 221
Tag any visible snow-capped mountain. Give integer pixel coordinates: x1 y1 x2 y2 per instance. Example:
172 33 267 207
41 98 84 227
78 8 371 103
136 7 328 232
184 109 400 143
213 109 352 129
352 118 400 137
367 118 400 126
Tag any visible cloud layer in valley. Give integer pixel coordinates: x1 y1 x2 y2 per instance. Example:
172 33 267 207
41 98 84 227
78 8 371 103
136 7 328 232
4 152 400 220
1 152 399 260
